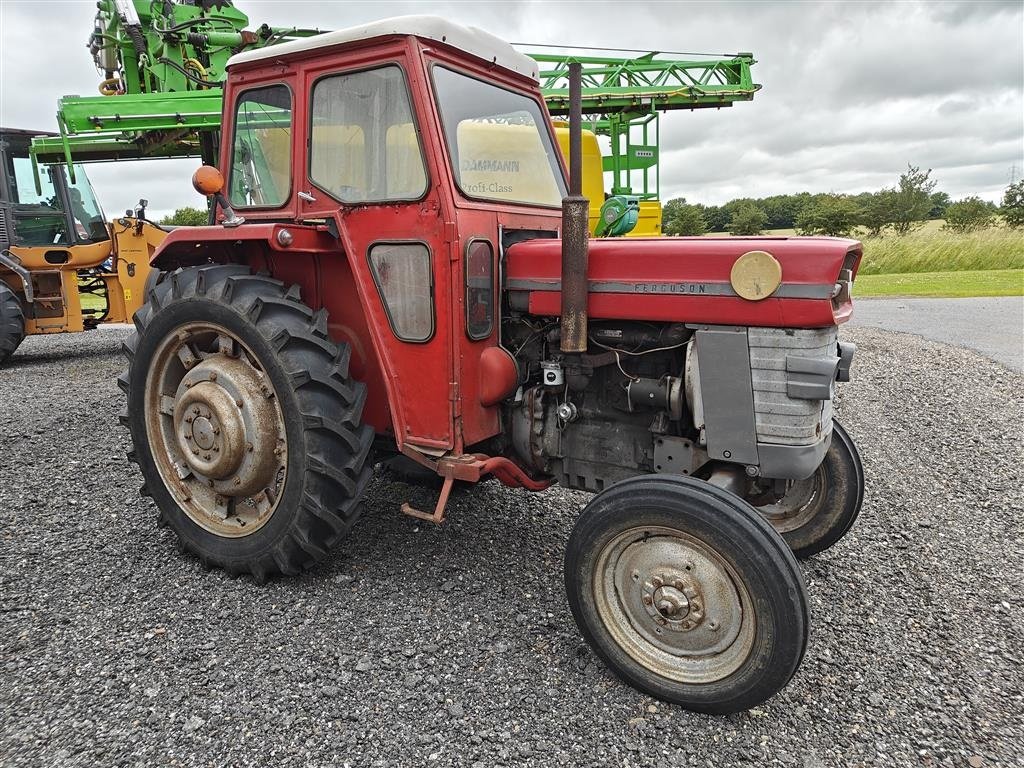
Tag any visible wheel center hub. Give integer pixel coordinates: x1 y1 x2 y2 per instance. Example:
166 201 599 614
653 585 689 619
171 355 283 496
640 571 705 632
191 415 216 451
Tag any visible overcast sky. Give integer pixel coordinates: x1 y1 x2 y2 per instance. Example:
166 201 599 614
1 0 1021 219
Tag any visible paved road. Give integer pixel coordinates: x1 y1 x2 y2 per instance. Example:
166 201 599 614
850 296 1024 373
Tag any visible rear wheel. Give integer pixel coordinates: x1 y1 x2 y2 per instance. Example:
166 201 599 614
0 280 25 365
119 265 374 580
752 421 864 559
565 474 809 714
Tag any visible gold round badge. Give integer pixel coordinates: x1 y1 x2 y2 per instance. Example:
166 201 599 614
730 250 783 301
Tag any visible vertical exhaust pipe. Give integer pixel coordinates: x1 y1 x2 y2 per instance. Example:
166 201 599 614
560 61 589 354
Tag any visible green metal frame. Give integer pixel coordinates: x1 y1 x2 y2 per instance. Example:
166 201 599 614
534 52 757 199
30 2 760 203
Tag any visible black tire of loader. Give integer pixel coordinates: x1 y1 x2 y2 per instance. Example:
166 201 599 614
0 280 25 365
565 474 809 714
771 420 864 559
119 265 374 580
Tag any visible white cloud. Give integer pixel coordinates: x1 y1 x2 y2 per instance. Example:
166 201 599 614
1 0 1021 216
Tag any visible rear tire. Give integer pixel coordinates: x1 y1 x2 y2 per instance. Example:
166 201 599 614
565 474 809 714
119 265 374 581
752 421 864 559
0 280 25 365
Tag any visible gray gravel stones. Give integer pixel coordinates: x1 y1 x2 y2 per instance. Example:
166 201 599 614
2 325 1022 767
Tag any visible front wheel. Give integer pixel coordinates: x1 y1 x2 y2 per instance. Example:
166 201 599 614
565 474 809 714
752 421 864 559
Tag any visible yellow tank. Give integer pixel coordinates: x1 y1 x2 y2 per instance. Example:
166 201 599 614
553 124 664 237
634 200 663 237
552 123 605 234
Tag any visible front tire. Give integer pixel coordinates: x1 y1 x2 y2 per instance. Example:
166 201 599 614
565 474 809 714
119 265 374 580
0 280 26 365
752 421 864 559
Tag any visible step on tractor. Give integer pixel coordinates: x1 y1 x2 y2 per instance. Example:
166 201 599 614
0 128 166 363
120 16 865 713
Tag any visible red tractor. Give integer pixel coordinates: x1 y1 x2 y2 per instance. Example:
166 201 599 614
120 16 864 713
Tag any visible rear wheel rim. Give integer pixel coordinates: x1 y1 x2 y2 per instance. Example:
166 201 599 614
144 322 287 538
594 525 756 684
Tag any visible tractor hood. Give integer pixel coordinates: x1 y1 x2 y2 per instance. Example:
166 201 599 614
505 236 862 328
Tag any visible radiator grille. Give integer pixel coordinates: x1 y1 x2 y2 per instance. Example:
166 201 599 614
748 327 837 445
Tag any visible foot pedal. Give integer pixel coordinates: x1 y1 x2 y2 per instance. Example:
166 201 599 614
400 475 455 525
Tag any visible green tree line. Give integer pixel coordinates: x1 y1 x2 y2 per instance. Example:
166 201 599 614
663 167 1024 238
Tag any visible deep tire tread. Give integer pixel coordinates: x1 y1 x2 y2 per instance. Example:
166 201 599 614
120 264 372 581
0 281 26 365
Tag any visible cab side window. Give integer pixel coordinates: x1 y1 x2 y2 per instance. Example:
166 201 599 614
309 66 427 204
228 85 292 208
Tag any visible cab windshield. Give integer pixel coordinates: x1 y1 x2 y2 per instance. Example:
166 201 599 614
3 136 107 246
432 66 567 208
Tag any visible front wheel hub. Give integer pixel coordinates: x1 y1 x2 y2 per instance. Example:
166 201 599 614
597 527 753 684
640 572 705 631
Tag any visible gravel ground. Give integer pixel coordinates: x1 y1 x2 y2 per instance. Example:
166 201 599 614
1 325 1022 768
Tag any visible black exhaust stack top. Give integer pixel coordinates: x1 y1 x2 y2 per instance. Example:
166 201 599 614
560 61 590 354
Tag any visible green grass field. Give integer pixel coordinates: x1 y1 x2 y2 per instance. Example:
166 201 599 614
855 268 1024 298
855 220 1024 275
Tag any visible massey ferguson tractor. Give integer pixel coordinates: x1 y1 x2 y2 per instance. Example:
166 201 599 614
119 16 864 713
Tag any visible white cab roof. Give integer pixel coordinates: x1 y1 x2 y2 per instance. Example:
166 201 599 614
227 15 539 80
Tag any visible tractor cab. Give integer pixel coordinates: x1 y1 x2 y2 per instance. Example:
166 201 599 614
0 128 110 253
154 16 571 454
0 128 163 339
